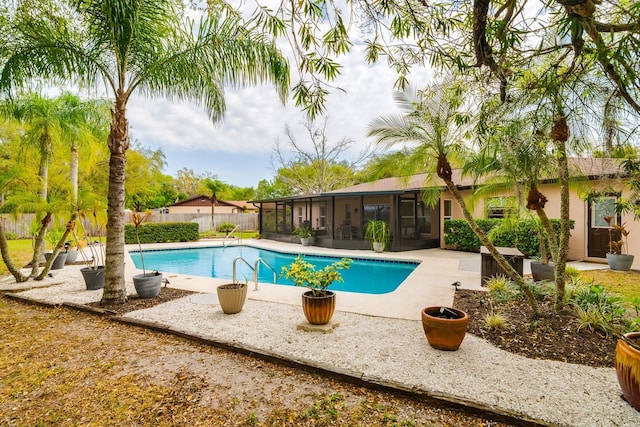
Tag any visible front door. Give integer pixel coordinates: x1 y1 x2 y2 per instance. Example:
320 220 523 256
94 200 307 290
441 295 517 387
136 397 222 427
587 196 619 258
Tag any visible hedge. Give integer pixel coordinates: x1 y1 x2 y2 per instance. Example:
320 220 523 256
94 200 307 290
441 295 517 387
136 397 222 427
125 222 199 244
444 218 574 257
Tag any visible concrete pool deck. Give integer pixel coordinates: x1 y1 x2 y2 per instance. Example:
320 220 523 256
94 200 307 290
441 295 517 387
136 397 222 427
3 240 639 426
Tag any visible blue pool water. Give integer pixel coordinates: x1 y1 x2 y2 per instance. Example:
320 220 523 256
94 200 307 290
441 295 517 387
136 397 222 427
129 246 418 294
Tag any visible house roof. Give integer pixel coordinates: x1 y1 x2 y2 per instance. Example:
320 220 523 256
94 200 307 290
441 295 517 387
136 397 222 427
252 157 626 202
169 195 248 208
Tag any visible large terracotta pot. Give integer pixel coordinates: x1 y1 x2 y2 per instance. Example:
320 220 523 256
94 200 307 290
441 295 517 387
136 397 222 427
301 290 336 325
216 283 248 314
421 306 469 351
616 332 640 411
133 272 163 298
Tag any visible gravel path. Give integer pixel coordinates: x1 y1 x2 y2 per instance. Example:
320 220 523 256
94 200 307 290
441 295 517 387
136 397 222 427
4 264 640 427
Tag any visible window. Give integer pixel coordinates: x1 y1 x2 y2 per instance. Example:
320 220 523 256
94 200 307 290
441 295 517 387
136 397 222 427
485 197 514 219
319 204 327 228
592 196 617 228
443 200 452 220
297 207 303 226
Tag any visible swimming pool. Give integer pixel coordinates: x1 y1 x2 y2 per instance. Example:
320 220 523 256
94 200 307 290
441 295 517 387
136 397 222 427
129 246 419 294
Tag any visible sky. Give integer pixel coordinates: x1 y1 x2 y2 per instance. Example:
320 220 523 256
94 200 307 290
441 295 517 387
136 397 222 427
126 41 432 188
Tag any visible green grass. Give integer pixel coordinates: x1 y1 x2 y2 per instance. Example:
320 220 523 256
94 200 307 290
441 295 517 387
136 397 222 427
579 269 640 300
0 239 33 276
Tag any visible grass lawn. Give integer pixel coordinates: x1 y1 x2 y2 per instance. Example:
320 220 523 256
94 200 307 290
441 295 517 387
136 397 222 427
0 239 33 276
579 268 640 301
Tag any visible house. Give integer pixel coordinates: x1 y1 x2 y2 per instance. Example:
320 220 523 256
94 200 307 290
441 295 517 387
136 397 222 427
167 195 257 214
252 158 639 262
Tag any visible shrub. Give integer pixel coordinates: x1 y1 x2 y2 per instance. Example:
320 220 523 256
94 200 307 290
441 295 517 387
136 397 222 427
486 275 517 303
444 219 501 252
124 222 199 244
217 222 236 233
569 284 626 335
484 312 509 330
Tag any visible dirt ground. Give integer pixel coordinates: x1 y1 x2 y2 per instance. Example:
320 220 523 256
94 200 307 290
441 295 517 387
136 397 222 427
1 297 521 427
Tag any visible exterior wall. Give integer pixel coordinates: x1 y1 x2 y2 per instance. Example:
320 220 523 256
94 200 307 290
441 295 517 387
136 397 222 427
440 180 640 261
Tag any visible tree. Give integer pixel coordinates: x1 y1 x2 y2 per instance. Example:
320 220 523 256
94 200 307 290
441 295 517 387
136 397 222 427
1 0 289 304
368 82 541 314
201 178 228 231
271 117 370 194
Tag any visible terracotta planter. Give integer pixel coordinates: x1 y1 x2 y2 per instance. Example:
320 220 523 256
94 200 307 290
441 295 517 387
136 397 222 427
607 253 635 272
616 332 640 411
81 266 105 290
133 272 163 298
302 290 336 325
216 283 248 314
421 306 469 351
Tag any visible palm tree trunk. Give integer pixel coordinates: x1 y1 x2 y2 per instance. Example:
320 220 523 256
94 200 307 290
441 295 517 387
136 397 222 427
35 213 77 280
0 220 28 282
438 157 541 315
554 141 571 310
101 98 130 304
70 140 79 206
28 212 52 278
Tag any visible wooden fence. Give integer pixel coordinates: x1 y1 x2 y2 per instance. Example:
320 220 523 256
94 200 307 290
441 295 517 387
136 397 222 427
0 212 259 239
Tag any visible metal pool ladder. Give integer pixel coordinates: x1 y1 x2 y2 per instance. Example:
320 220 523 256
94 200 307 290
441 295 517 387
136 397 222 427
232 256 277 291
222 225 242 247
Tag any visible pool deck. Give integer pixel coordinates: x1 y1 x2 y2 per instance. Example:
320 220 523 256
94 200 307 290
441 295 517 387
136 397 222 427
124 239 607 321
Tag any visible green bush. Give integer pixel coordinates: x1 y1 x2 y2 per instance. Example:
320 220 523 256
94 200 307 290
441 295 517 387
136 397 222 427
217 222 236 233
125 222 199 244
444 219 501 252
444 218 574 256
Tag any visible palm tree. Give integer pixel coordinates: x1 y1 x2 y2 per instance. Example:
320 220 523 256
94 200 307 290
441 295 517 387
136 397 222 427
368 83 541 314
1 1 289 304
202 178 227 233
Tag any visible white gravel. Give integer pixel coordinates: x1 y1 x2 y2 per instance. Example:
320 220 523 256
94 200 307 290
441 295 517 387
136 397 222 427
5 265 640 427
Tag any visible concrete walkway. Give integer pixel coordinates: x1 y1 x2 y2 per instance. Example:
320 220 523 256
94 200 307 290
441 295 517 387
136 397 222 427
3 241 639 427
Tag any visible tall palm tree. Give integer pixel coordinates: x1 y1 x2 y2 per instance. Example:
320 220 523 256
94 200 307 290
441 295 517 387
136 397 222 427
368 83 541 313
1 0 289 304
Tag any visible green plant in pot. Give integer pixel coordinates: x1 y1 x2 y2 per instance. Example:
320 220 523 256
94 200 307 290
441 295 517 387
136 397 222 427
44 227 67 270
604 216 634 271
75 200 106 290
364 220 390 252
131 211 163 298
281 255 352 325
293 226 315 246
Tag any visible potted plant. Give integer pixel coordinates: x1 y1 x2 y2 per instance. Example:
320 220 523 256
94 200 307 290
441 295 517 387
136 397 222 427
131 211 163 298
293 226 315 246
364 220 390 252
530 228 555 281
421 306 469 351
280 255 352 325
216 278 248 314
43 228 67 270
75 201 107 290
616 332 640 411
604 216 634 271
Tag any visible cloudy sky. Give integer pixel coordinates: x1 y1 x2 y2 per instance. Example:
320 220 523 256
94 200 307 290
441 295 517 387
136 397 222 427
126 41 432 188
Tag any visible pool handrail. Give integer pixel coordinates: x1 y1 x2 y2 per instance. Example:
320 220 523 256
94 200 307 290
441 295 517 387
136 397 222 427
253 258 277 291
222 225 242 247
232 256 253 285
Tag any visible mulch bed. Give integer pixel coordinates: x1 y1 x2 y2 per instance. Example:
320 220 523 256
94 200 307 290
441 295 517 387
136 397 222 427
453 289 618 367
87 286 195 315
